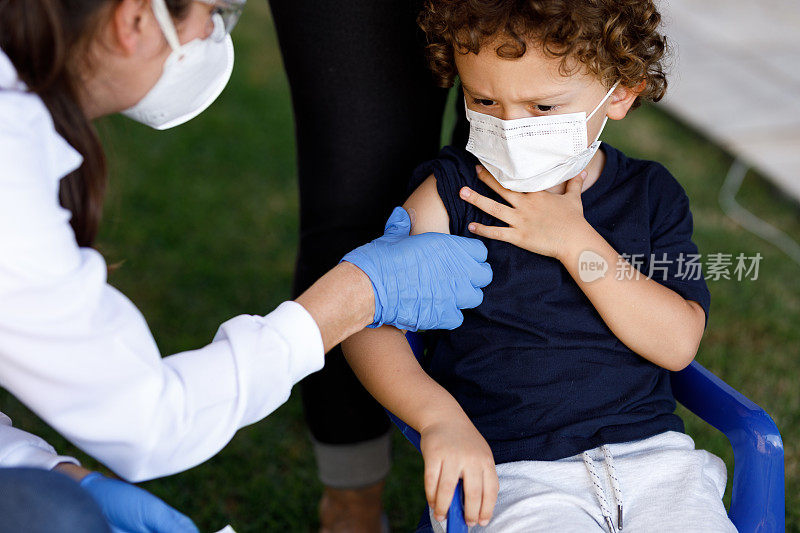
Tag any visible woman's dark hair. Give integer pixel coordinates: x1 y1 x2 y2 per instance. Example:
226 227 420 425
0 0 190 247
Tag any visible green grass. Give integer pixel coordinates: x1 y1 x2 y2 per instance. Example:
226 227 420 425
1 2 798 531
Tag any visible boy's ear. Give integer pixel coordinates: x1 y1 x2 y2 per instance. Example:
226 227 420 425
606 80 645 120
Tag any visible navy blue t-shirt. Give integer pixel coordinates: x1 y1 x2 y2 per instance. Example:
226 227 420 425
408 144 711 464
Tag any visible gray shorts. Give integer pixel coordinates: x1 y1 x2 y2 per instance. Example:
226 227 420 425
432 431 736 533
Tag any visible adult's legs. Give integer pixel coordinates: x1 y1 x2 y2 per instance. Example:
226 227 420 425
268 0 449 528
0 467 110 533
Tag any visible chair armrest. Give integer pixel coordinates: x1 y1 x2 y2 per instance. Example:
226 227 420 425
671 361 784 533
385 410 421 453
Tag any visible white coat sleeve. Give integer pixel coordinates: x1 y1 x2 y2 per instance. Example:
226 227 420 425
0 93 324 482
0 412 80 470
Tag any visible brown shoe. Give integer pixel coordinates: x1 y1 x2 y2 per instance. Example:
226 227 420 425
318 480 388 533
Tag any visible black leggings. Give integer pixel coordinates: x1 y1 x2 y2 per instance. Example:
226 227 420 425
268 0 467 445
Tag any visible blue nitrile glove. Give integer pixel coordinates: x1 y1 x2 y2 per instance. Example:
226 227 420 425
80 473 199 533
342 206 493 331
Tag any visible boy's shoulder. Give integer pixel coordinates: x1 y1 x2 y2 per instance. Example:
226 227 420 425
603 144 684 197
408 146 484 237
408 145 479 196
600 144 694 228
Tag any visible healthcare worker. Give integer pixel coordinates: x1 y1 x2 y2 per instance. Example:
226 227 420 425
0 0 492 531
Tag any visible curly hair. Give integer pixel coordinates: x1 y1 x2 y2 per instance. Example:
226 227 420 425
418 0 669 108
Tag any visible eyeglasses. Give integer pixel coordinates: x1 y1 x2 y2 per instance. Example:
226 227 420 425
197 0 246 36
151 0 246 51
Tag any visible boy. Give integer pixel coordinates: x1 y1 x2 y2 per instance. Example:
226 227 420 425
342 1 736 531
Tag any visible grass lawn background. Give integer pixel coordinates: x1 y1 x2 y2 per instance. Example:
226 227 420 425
1 2 798 531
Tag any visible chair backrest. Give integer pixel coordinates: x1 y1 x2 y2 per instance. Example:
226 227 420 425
671 362 784 532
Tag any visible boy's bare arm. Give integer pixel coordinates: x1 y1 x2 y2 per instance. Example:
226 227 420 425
403 174 451 234
342 326 466 431
342 324 498 525
342 176 498 526
557 222 705 372
342 173 460 429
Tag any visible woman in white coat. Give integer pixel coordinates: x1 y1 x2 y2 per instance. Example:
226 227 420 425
0 0 492 531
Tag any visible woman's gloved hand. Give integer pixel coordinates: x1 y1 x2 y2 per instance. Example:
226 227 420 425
342 207 492 331
80 472 199 533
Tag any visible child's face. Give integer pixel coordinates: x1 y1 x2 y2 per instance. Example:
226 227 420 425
455 37 630 149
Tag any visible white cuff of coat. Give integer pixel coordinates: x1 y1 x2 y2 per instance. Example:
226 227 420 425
260 301 325 383
10 447 80 471
241 301 324 425
2 441 79 471
164 301 324 437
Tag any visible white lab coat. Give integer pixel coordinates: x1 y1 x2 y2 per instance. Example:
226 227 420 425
0 413 79 470
0 49 324 481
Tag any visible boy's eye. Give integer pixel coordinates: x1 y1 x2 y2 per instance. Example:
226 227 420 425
473 98 496 107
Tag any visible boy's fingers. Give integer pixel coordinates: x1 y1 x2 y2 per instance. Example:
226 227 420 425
565 171 587 196
424 458 443 507
460 186 515 225
479 467 499 526
467 222 515 244
461 467 482 526
433 462 460 521
475 165 519 204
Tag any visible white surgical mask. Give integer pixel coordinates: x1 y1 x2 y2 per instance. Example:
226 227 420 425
465 82 620 192
122 1 234 130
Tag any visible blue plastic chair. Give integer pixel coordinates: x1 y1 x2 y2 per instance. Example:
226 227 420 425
388 332 784 533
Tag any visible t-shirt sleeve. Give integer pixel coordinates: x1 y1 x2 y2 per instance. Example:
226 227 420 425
648 173 711 327
408 147 480 235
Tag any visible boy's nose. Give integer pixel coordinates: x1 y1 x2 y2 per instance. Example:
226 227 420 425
500 106 533 121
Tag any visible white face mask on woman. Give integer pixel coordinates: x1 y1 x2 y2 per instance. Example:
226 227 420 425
122 0 235 130
465 82 620 192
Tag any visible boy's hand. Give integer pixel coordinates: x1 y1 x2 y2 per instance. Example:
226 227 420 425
420 416 498 527
460 165 593 261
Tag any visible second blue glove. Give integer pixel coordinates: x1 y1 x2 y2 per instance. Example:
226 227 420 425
80 473 199 533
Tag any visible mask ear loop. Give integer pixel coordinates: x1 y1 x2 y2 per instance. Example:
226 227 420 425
151 0 183 53
586 81 621 122
585 81 621 145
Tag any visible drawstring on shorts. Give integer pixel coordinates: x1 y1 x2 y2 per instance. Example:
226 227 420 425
582 445 624 533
